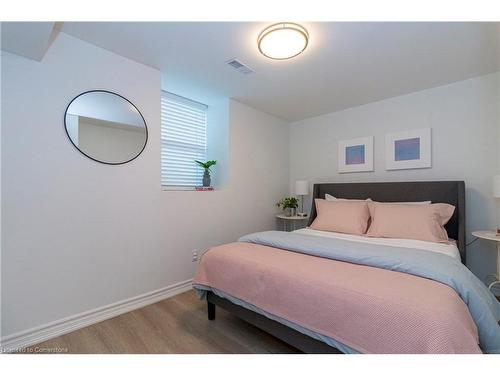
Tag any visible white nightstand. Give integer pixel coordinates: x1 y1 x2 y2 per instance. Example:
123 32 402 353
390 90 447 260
471 231 500 292
276 214 309 232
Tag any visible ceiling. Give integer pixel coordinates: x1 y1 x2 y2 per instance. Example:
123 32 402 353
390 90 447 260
7 22 500 121
1 22 59 61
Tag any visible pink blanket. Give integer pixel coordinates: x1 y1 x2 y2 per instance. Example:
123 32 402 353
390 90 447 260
194 242 480 353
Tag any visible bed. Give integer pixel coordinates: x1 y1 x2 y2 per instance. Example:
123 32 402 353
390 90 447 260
193 181 500 354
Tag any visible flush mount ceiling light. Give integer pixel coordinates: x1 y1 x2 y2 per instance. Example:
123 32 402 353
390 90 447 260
258 23 309 60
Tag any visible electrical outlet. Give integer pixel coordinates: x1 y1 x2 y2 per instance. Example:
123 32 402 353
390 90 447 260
191 250 199 262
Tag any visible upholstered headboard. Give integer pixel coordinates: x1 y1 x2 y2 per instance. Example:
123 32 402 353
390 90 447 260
307 181 466 264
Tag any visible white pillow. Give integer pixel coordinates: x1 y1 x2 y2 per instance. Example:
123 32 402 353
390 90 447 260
324 194 369 202
324 193 431 205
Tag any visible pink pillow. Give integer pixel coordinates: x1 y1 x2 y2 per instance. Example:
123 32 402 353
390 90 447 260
310 199 370 235
367 202 455 243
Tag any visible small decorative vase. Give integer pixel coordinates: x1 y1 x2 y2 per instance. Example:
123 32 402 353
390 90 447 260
203 171 211 187
287 207 297 217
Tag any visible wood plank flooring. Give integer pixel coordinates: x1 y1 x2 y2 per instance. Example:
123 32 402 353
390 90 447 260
26 290 300 354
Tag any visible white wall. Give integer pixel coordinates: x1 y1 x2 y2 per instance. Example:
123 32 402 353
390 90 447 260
290 72 500 280
206 99 230 189
1 33 289 338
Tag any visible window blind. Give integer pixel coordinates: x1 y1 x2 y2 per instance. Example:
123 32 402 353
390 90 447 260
161 91 208 187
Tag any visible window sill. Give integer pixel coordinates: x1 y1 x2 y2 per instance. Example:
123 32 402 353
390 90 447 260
161 186 216 192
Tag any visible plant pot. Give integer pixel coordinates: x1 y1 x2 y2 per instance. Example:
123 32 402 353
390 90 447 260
202 171 211 187
287 207 297 217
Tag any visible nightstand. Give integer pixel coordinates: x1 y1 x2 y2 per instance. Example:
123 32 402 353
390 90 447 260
276 214 309 232
471 231 500 294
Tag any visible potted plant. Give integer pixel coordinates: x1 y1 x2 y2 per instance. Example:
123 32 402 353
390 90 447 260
276 197 299 217
195 160 217 187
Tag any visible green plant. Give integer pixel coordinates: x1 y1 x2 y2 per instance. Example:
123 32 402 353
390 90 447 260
276 197 299 210
194 160 217 173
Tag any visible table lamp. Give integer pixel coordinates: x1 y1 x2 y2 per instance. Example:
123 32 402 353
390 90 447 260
494 175 500 235
295 180 309 217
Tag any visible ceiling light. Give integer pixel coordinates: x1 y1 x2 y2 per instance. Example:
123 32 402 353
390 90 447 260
258 23 309 60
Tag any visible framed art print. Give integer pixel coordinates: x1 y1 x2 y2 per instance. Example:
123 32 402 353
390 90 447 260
385 128 431 170
338 136 374 173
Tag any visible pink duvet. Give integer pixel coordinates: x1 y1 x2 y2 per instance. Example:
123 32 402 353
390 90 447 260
194 242 481 354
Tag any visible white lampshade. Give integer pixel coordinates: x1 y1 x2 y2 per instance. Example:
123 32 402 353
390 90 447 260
493 176 500 198
295 180 309 196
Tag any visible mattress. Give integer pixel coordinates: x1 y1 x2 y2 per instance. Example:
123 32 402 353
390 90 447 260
294 228 462 261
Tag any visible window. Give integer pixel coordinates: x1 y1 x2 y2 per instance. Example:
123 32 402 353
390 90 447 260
161 91 208 188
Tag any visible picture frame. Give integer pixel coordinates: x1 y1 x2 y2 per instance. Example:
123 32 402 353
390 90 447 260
385 128 431 170
338 136 374 173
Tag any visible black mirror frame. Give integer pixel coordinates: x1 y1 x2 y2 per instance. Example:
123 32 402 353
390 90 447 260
64 90 148 165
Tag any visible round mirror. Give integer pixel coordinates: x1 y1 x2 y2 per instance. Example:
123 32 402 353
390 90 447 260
64 90 148 165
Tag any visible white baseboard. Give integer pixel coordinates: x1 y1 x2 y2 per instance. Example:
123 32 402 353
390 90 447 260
0 279 193 352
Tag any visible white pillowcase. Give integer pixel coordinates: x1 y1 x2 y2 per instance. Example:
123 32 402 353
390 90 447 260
324 194 368 202
379 200 432 205
324 193 431 205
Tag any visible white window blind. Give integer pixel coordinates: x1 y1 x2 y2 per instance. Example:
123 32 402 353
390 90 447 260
161 91 208 187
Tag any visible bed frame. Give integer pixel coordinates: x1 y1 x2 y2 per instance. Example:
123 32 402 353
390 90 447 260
206 181 466 353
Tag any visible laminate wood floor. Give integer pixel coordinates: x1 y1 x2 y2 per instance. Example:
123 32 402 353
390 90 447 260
26 290 300 354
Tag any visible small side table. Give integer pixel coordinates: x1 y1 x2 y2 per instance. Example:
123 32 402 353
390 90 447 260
471 231 500 292
276 214 309 232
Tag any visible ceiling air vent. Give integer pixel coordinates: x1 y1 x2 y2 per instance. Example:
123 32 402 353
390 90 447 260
226 58 254 75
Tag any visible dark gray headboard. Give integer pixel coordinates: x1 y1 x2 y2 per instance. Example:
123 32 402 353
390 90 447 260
307 181 466 264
